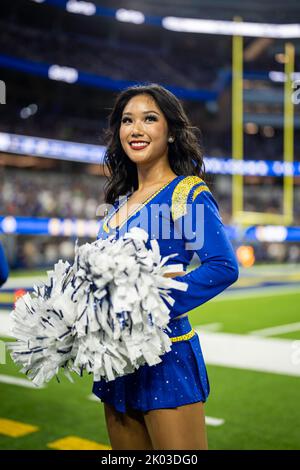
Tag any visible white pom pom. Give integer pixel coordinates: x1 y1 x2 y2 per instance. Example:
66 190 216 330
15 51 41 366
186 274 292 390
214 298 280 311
8 227 188 385
7 260 77 386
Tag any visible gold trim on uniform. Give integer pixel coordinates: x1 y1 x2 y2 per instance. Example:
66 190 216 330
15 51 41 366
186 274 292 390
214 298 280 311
171 176 210 221
103 179 176 233
170 328 196 342
192 184 210 201
102 221 109 233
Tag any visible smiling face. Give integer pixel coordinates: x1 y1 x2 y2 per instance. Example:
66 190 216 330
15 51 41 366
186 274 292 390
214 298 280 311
119 93 170 165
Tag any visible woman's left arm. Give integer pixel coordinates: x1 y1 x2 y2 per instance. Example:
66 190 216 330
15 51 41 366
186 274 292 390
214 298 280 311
168 189 239 319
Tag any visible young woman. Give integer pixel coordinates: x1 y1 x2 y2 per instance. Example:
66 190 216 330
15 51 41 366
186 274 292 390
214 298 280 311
93 84 239 450
0 241 9 287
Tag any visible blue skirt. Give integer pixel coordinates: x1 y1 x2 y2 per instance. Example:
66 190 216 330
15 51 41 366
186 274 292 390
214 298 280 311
92 316 210 413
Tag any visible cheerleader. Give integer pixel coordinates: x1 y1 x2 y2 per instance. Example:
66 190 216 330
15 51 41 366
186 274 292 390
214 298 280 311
0 241 9 287
92 83 239 450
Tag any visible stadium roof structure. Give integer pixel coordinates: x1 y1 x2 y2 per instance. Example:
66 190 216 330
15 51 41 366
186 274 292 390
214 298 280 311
50 0 300 23
1 0 300 154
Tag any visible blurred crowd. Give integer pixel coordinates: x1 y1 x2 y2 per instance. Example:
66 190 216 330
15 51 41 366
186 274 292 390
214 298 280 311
3 169 300 223
1 168 300 268
0 168 106 269
1 8 300 271
0 168 105 219
10 235 82 270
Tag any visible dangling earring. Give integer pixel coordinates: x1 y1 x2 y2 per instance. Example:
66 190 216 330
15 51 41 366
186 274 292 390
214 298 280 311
168 136 175 143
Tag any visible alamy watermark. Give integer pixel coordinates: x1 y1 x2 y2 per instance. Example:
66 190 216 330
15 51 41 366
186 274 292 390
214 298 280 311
0 80 6 104
96 200 205 250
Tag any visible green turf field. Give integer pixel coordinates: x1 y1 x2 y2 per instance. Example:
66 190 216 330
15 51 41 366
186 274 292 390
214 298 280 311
0 270 300 450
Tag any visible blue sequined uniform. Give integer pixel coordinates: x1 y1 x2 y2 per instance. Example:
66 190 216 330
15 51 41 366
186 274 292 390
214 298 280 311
92 175 239 412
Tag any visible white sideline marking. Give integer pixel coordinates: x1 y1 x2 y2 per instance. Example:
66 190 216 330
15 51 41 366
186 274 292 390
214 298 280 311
205 417 225 427
211 285 300 302
0 374 44 389
2 312 300 378
199 323 223 332
196 329 300 377
2 281 299 305
249 322 300 337
2 277 46 289
88 394 100 402
87 395 224 426
0 312 12 337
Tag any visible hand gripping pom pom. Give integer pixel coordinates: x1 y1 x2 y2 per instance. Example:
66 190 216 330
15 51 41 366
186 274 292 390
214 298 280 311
7 228 188 386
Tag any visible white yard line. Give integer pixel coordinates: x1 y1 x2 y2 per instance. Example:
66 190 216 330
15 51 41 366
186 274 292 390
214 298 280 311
249 322 300 337
196 329 300 377
0 374 44 389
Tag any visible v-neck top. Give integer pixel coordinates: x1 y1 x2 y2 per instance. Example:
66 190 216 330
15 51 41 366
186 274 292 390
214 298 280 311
97 175 239 319
106 175 181 232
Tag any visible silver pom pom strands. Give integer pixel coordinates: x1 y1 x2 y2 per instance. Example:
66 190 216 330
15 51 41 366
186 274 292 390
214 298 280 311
7 227 188 386
7 260 78 386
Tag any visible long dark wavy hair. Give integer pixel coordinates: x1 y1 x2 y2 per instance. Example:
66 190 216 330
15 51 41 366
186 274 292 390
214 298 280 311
103 83 205 204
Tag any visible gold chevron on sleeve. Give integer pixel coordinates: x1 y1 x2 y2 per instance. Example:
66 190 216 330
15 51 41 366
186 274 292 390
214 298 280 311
171 176 210 221
192 184 210 201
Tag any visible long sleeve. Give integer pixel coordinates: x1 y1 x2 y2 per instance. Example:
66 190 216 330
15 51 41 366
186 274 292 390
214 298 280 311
0 242 9 286
168 187 239 319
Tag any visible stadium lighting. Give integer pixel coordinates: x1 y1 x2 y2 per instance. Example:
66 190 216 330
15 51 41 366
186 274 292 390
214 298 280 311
272 161 294 176
255 226 288 242
1 216 17 234
0 132 105 164
27 2 300 39
0 216 100 238
48 219 62 236
115 9 145 24
162 17 300 38
20 104 38 120
0 133 10 150
66 0 96 16
20 108 31 119
236 245 255 268
48 65 78 83
1 132 299 177
269 71 300 82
